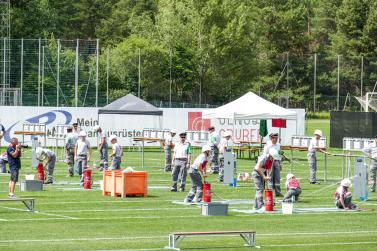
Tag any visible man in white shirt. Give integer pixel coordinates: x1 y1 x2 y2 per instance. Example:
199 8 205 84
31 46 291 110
93 125 108 171
218 131 233 182
36 147 56 184
307 129 324 184
362 135 377 192
263 133 283 196
164 129 176 172
75 131 91 185
171 132 192 192
109 135 122 170
208 126 220 174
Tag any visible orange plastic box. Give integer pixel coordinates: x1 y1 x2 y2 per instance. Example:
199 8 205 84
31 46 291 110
103 170 148 198
102 170 122 196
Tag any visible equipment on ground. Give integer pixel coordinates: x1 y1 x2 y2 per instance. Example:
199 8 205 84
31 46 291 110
203 182 212 203
264 189 274 211
201 202 229 216
223 150 235 184
83 169 92 189
354 157 368 201
20 180 43 192
36 162 45 181
0 198 35 212
165 230 257 250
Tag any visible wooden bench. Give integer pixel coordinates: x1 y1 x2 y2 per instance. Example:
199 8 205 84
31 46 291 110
165 230 257 250
0 198 35 212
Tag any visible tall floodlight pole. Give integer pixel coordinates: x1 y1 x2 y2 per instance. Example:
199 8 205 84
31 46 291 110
75 39 79 107
138 48 141 98
106 47 110 105
57 39 60 107
361 56 364 111
169 48 172 107
313 53 317 112
41 46 44 106
20 38 23 105
95 39 99 107
337 55 340 111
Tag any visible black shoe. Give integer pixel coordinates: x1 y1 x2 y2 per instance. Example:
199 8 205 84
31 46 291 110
275 192 283 197
170 187 177 192
179 187 185 192
310 181 320 185
211 170 219 174
44 180 53 184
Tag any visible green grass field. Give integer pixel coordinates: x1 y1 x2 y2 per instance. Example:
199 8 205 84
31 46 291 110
0 119 376 251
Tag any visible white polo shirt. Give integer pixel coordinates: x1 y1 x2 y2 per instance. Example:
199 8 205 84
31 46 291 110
76 139 90 155
308 137 319 154
174 141 192 159
112 143 122 157
263 140 281 155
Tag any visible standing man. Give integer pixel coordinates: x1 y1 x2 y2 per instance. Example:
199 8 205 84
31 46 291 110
362 135 377 192
252 148 281 211
36 147 56 184
65 126 77 177
263 133 283 196
93 125 108 171
208 126 220 174
75 131 91 186
171 132 192 192
0 119 5 147
163 129 176 172
7 137 21 199
219 131 233 182
308 129 324 184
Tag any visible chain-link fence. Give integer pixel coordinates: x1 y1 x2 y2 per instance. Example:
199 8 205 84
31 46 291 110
1 38 376 110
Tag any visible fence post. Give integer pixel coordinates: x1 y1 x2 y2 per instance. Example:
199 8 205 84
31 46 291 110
106 47 110 105
286 52 289 108
360 56 364 111
313 53 317 112
57 39 60 107
95 39 99 107
75 39 79 107
20 38 23 105
38 38 41 106
169 48 172 107
138 48 141 98
42 46 44 106
337 55 340 111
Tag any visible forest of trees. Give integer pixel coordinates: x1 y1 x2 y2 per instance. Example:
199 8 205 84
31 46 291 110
9 0 377 109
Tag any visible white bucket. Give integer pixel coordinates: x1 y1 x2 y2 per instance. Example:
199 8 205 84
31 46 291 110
282 202 293 214
25 175 35 180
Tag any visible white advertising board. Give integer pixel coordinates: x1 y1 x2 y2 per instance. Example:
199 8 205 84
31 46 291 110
0 107 305 147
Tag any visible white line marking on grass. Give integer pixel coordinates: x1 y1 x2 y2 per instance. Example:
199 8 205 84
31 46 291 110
34 211 78 219
264 241 377 247
44 207 197 213
0 205 78 219
0 218 8 221
0 236 166 244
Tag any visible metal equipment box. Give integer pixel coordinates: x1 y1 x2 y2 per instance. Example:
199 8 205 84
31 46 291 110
201 202 229 216
20 180 43 192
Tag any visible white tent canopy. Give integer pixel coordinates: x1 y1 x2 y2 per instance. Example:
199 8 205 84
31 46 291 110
202 92 297 120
